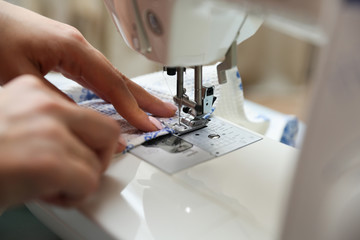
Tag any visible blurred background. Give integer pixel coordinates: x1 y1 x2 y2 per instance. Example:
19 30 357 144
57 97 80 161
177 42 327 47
5 0 330 122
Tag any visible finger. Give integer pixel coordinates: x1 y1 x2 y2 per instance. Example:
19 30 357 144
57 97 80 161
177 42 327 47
40 160 100 207
21 119 103 206
59 105 121 171
4 59 75 102
41 76 75 102
42 138 100 205
117 136 127 153
18 75 119 172
28 70 75 102
119 72 177 117
58 119 103 174
55 43 162 132
29 116 104 176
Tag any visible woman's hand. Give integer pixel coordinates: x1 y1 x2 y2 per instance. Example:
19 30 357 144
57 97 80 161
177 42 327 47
0 75 121 207
0 1 177 132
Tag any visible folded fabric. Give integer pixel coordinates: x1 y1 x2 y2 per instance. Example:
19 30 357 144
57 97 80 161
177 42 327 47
46 63 300 149
78 99 174 152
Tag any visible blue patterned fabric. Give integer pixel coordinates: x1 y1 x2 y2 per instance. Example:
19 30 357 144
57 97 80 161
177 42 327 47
78 99 175 153
56 65 300 150
280 117 299 147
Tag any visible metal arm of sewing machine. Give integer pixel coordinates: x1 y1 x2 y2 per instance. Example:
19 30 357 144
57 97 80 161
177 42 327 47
164 40 238 134
165 66 215 129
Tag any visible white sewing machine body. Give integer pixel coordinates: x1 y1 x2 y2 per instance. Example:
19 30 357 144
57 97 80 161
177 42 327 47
104 0 252 67
102 0 320 130
28 127 298 240
104 0 266 129
103 0 316 67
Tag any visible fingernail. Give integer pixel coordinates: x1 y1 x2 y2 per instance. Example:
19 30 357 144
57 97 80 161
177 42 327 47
116 144 125 153
118 136 127 146
117 136 127 153
149 116 163 130
164 101 178 112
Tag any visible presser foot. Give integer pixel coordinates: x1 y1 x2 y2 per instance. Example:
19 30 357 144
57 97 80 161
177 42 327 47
162 117 209 136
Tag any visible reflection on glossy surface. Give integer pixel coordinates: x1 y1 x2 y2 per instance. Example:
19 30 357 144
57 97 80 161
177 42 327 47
91 137 296 240
121 164 262 240
30 137 296 240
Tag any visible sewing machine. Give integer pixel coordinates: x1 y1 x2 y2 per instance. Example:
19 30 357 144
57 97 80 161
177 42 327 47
102 0 318 133
27 0 360 239
99 0 318 174
105 0 244 134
